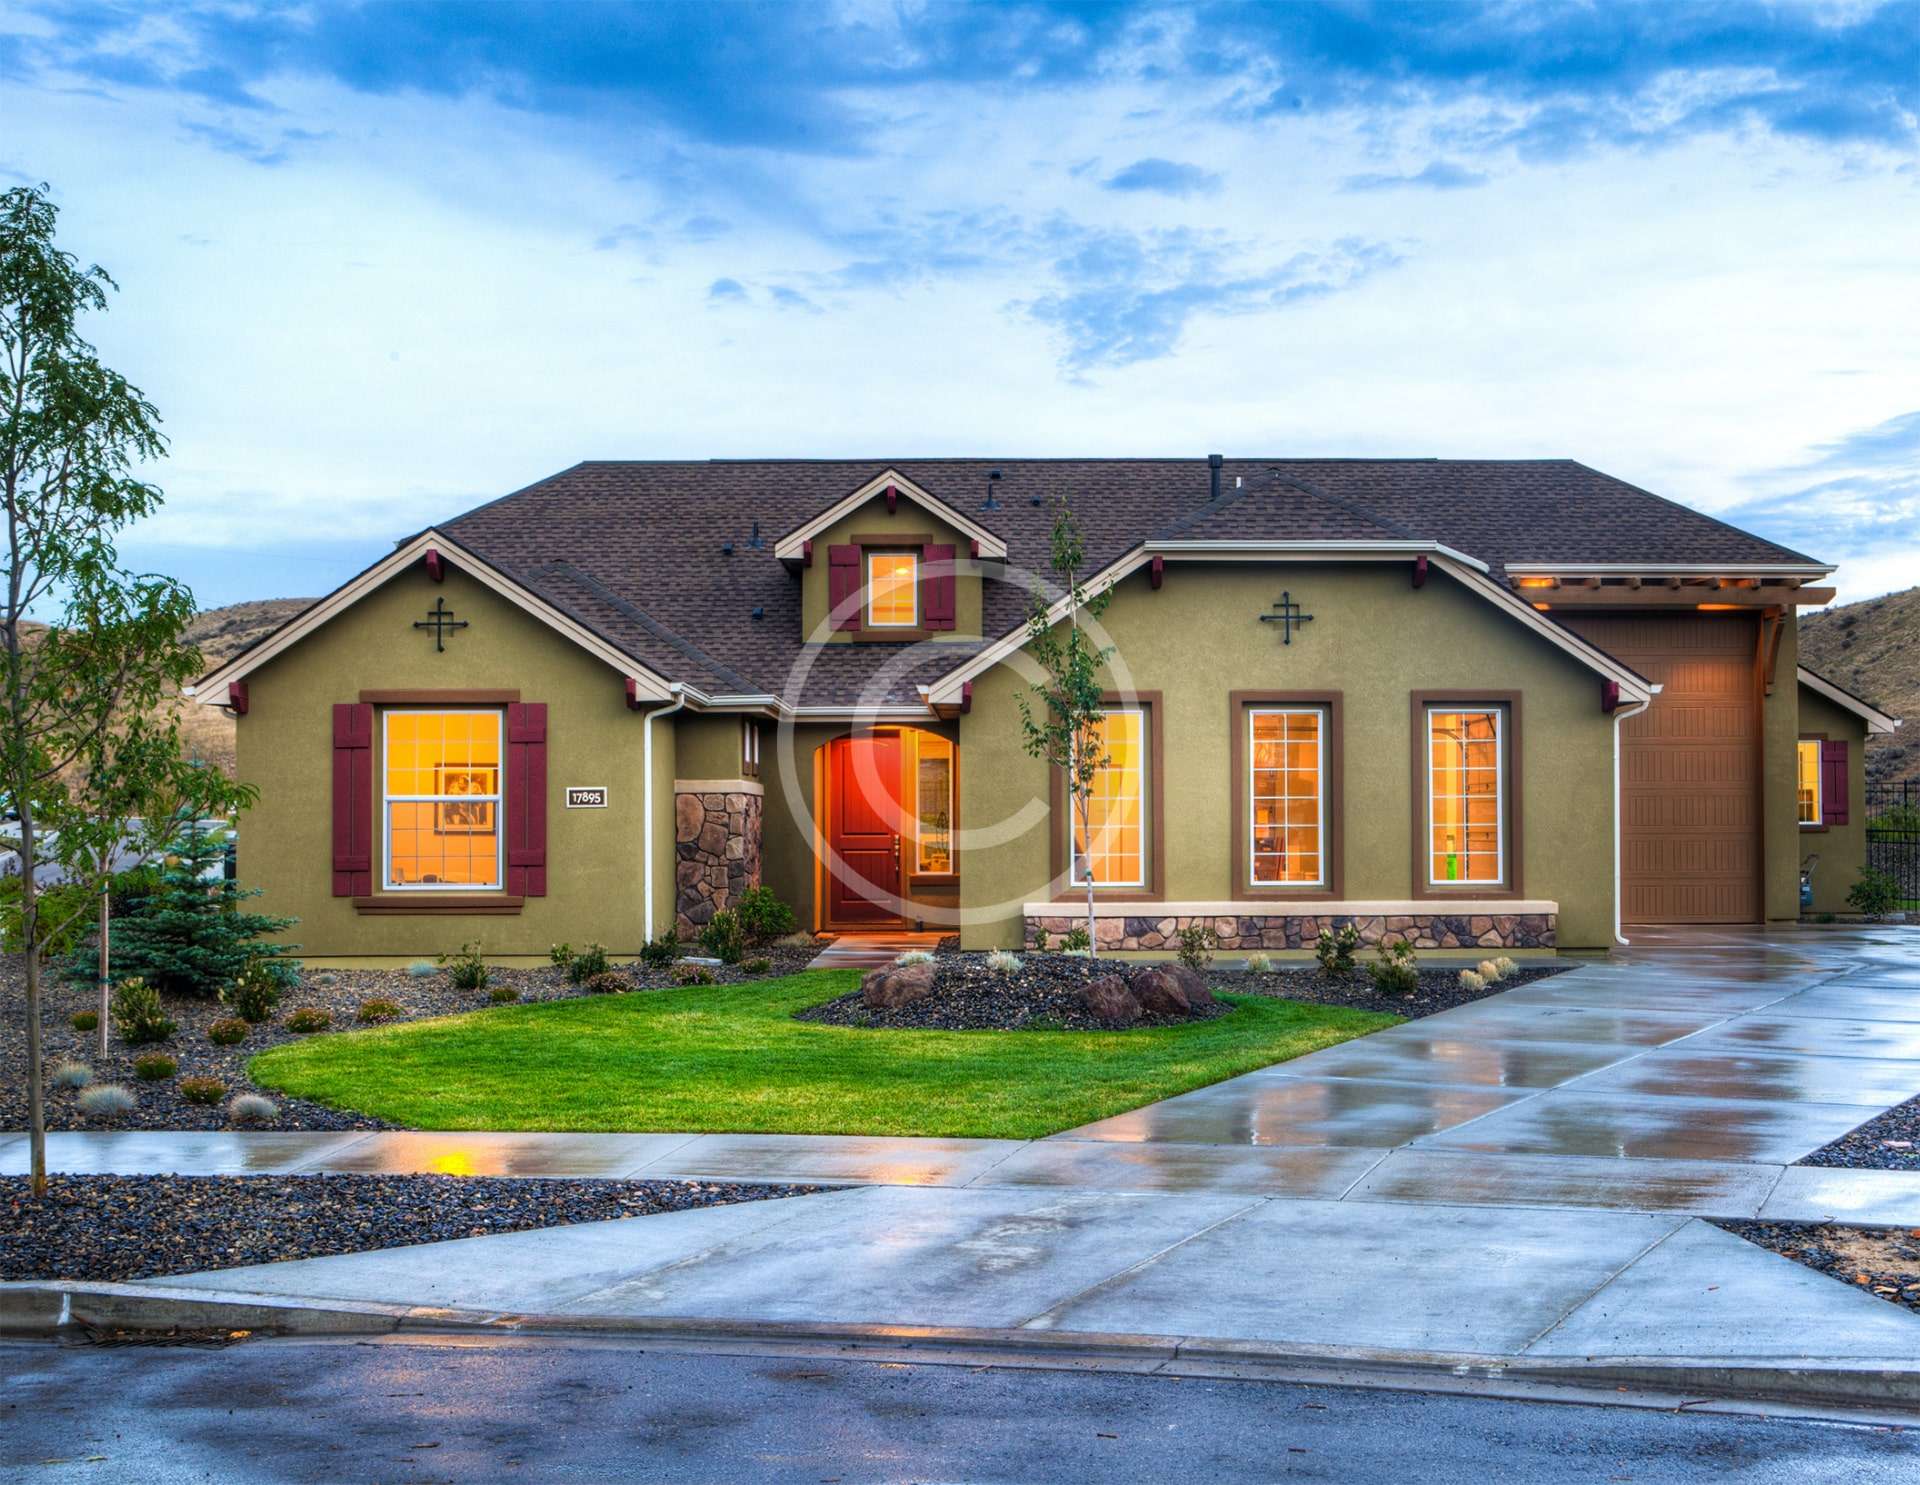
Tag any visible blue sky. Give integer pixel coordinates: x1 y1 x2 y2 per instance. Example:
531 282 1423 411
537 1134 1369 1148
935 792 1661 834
3 0 1917 607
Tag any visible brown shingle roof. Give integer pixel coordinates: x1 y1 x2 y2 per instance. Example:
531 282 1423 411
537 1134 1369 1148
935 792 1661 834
435 457 1821 704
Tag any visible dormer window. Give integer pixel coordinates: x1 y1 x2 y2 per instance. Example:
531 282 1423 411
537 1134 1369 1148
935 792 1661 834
866 551 919 628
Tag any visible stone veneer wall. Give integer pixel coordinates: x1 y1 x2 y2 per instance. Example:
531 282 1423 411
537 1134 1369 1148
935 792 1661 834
675 789 763 937
1025 911 1555 953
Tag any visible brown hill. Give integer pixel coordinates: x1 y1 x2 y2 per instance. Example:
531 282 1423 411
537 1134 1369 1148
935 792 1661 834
174 598 313 775
1799 585 1919 788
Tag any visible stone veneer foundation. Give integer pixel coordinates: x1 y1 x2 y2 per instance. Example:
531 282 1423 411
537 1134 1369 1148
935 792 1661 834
674 782 763 938
1025 910 1555 953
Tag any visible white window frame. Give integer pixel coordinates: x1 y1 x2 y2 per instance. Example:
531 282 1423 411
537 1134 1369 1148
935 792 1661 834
1425 705 1505 889
1796 738 1822 827
742 718 761 779
1069 708 1147 890
865 549 919 628
381 707 504 892
1247 706 1327 889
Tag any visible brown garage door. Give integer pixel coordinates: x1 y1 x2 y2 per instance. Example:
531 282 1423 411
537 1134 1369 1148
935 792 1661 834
1563 613 1761 924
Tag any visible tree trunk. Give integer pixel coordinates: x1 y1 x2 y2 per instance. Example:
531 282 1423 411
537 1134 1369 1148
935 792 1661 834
97 883 110 1060
20 809 47 1196
1079 793 1096 958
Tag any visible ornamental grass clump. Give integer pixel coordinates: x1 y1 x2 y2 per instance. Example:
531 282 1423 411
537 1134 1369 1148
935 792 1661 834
1366 939 1420 996
1459 969 1487 993
220 960 283 1023
406 959 437 978
229 1093 278 1125
76 1084 136 1120
356 997 402 1024
986 949 1021 974
488 986 520 1004
132 1053 177 1081
110 977 175 1045
285 1006 332 1033
1493 956 1517 978
1244 952 1275 974
207 1017 249 1046
894 949 935 967
69 1010 98 1032
179 1075 226 1105
50 1059 92 1089
440 942 490 990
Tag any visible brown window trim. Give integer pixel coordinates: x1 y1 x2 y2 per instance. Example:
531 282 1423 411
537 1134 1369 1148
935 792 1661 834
850 531 935 548
849 627 932 644
353 895 525 916
1409 691 1525 902
360 689 519 704
1047 691 1165 904
911 732 960 878
1230 691 1343 900
1796 732 1829 832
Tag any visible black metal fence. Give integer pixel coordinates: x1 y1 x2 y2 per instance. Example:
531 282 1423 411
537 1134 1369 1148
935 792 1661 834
1867 781 1920 906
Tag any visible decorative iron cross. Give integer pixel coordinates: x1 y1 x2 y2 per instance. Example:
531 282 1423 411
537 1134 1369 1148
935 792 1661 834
1260 590 1315 644
413 596 468 652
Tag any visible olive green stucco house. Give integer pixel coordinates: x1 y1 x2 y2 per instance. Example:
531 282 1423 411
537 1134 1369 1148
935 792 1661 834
189 458 1901 963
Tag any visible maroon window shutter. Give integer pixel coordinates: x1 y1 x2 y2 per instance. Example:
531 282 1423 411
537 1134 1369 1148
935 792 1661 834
331 703 373 896
1821 740 1849 826
506 702 548 896
827 545 862 632
922 543 956 630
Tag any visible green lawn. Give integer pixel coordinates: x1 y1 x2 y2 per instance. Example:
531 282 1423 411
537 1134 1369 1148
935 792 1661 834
249 972 1397 1140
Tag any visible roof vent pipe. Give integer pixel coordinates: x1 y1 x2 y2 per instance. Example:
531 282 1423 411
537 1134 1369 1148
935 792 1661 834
1207 453 1223 503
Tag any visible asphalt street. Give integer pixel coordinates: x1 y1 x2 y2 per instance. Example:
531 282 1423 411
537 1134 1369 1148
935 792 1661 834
3 1337 1917 1483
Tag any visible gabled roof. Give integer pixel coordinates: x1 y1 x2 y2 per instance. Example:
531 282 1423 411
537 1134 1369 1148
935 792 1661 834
204 457 1827 713
1798 664 1902 735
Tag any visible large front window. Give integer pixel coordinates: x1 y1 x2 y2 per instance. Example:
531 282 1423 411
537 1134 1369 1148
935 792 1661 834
1797 738 1822 825
383 709 502 889
1249 708 1324 885
1426 706 1503 886
866 551 919 628
1071 709 1144 887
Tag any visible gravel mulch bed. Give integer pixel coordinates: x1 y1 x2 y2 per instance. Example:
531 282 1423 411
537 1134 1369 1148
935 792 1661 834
795 953 1568 1032
1713 1219 1920 1317
0 942 820 1134
0 1173 823 1283
1798 1092 1920 1172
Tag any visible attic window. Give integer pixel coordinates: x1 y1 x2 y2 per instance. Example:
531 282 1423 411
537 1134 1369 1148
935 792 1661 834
866 551 918 628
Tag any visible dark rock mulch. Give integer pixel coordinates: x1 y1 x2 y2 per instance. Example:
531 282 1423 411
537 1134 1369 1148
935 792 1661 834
0 942 820 1135
1713 1219 1920 1317
799 953 1568 1031
0 1173 823 1283
1798 1092 1920 1172
798 953 1230 1031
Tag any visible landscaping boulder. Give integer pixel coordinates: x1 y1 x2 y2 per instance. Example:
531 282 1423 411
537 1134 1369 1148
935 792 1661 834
1081 975 1140 1026
1130 968 1191 1017
862 962 935 1011
1162 964 1216 1009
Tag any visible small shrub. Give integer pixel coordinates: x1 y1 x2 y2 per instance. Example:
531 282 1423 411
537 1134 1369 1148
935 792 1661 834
406 960 437 979
440 942 490 991
221 960 283 1024
671 961 717 986
286 1006 332 1033
1366 939 1420 996
639 931 679 970
77 1084 136 1119
1177 923 1217 971
775 932 816 950
51 1059 93 1089
207 1017 249 1046
567 942 610 984
69 1010 98 1032
311 971 339 988
356 997 402 1024
1459 969 1487 992
583 971 628 994
699 911 745 965
987 949 1021 974
132 1053 177 1081
1244 952 1275 973
736 886 797 944
894 949 935 966
488 985 520 1004
742 956 773 975
110 978 175 1046
1060 925 1091 953
1315 923 1360 976
1848 867 1902 919
1030 925 1050 952
229 1093 279 1125
548 942 575 971
178 1075 227 1105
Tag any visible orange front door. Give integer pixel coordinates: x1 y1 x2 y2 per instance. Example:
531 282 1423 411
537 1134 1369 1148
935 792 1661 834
828 734 904 926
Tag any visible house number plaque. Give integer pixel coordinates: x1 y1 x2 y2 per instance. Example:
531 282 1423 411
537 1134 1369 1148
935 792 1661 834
565 786 609 809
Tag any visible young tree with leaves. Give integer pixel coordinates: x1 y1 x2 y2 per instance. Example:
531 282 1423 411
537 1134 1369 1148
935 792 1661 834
1016 499 1115 956
2 182 225 1195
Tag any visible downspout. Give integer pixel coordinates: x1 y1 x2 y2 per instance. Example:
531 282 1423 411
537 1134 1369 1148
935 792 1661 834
1611 695 1653 948
642 683 689 943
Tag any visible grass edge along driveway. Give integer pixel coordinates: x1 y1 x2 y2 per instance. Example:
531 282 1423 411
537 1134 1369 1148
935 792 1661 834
249 972 1398 1141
